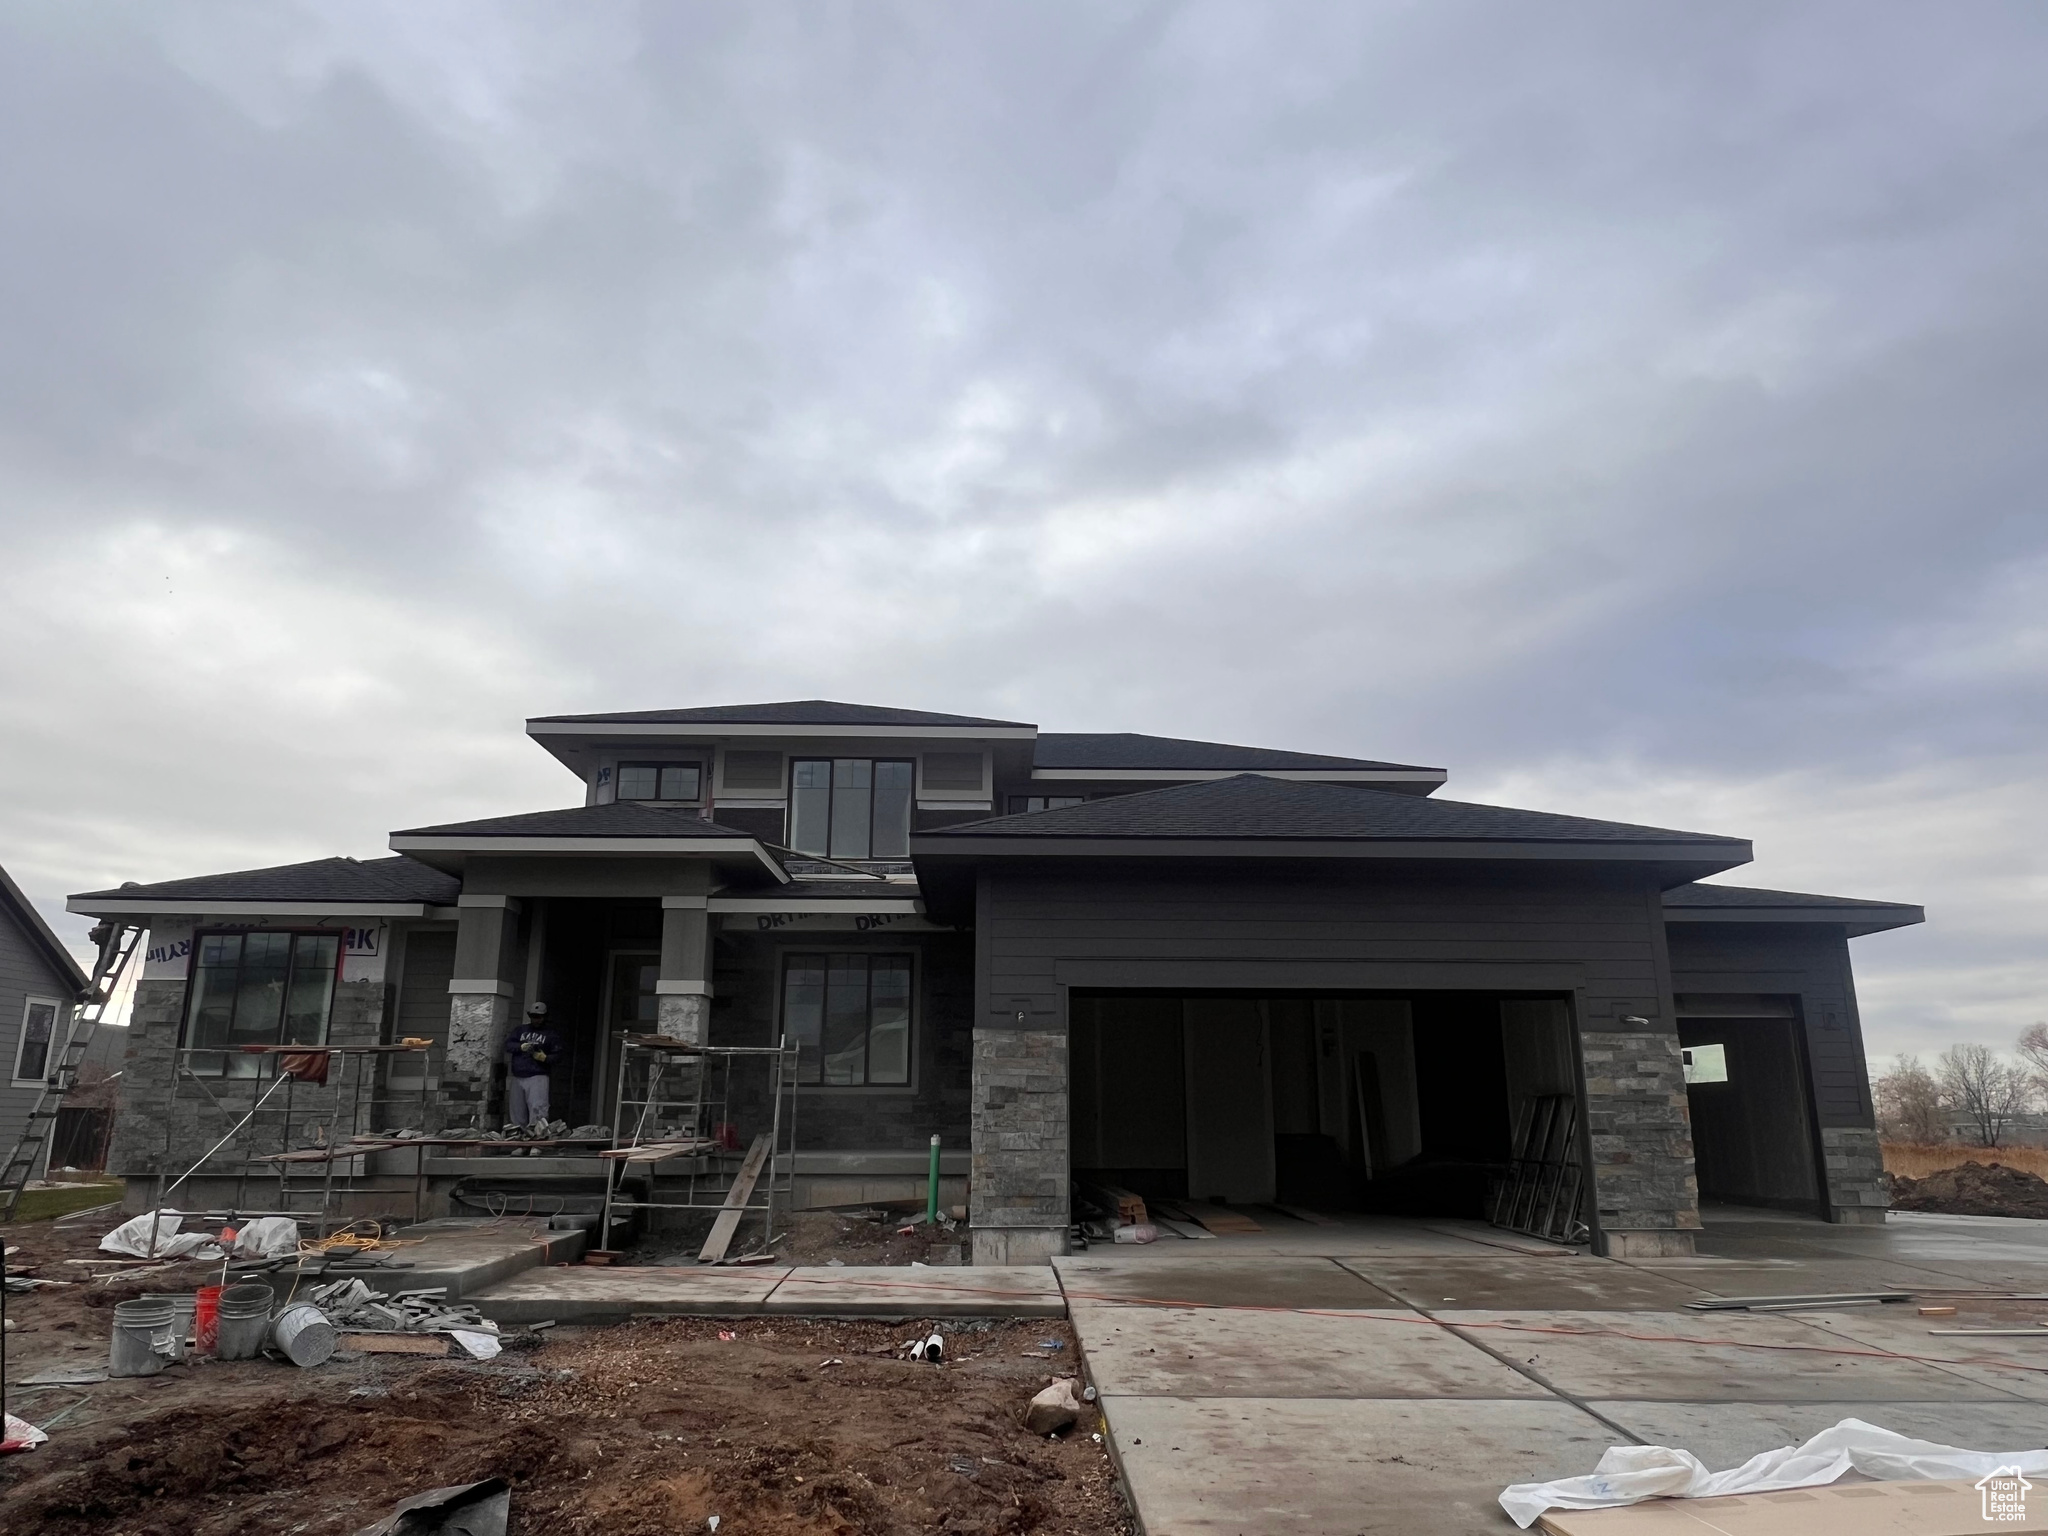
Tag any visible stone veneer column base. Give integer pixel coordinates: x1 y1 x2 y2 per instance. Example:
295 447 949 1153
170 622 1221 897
1820 1125 1889 1224
1580 1024 1703 1255
657 994 708 1042
969 1027 1068 1266
447 992 513 1118
1604 1230 1697 1258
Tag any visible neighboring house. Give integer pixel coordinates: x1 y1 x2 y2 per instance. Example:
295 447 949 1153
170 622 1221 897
1 859 91 1173
68 701 1923 1261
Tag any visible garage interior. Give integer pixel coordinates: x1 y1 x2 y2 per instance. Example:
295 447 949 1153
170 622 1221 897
1678 995 1825 1216
1068 990 1584 1226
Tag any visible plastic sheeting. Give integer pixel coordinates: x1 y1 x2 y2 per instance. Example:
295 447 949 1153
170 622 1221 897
233 1216 300 1258
1501 1418 2048 1528
98 1209 219 1260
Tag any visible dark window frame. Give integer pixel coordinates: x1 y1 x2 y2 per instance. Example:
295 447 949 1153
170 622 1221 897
778 950 916 1088
788 758 915 859
178 927 344 1076
616 760 704 803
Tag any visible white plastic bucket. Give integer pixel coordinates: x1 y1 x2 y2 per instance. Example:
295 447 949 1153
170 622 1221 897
271 1303 336 1368
108 1298 177 1377
214 1282 275 1361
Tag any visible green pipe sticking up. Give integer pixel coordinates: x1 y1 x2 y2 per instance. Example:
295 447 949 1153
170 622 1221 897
926 1133 941 1226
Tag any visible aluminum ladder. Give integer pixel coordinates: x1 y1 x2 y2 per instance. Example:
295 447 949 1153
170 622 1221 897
0 920 142 1221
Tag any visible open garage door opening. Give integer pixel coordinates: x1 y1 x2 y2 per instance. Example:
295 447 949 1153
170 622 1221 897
1678 997 1825 1218
1069 991 1588 1235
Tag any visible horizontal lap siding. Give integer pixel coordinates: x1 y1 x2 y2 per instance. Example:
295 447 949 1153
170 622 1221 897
0 913 77 1154
1666 924 1874 1128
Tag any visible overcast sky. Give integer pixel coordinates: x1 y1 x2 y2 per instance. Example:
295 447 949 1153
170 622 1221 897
3 3 2043 1061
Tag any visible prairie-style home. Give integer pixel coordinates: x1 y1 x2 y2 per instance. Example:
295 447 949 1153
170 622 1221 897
69 701 1921 1261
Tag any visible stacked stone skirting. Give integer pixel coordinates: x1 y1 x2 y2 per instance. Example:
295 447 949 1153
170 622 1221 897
969 1027 1068 1265
1820 1125 1889 1224
1580 1025 1702 1257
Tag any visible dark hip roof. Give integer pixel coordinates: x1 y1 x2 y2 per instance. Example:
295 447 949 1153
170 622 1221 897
391 803 769 839
1662 882 1920 911
920 774 1740 844
528 699 1034 729
70 855 461 906
1031 732 1439 774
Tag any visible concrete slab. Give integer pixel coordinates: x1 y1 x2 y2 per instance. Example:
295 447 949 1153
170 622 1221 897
468 1265 791 1322
301 1217 583 1301
1347 1257 1711 1312
1071 1301 1547 1399
1435 1308 2025 1402
1101 1395 1612 1534
1779 1307 2048 1403
765 1265 1066 1317
1056 1255 1404 1310
1584 1401 2048 1469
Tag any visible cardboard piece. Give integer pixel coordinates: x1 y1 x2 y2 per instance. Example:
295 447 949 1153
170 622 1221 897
1536 1474 2048 1534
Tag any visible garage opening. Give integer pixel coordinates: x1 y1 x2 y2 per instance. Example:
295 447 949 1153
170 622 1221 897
1677 996 1823 1216
1068 991 1585 1230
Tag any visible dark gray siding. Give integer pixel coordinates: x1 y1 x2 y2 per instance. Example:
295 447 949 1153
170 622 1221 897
1664 923 1873 1128
978 862 1676 1027
0 905 79 1155
710 929 974 1153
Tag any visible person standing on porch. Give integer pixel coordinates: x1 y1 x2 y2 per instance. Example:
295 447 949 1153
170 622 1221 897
505 1001 563 1127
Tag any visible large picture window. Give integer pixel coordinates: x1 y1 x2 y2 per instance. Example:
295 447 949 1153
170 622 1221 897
782 953 912 1086
184 931 340 1075
789 759 913 859
12 998 62 1085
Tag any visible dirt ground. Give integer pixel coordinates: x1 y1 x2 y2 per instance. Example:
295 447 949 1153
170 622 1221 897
633 1208 968 1268
3 1219 1127 1536
1883 1142 2048 1181
1887 1159 2048 1219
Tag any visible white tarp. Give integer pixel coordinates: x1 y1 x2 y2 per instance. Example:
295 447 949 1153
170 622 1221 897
232 1216 300 1258
98 1209 218 1260
1501 1418 2048 1528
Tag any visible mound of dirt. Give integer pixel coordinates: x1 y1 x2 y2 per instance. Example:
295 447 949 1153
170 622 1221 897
1887 1160 2048 1219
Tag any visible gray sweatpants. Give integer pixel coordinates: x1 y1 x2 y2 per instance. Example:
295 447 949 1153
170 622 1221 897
507 1072 551 1126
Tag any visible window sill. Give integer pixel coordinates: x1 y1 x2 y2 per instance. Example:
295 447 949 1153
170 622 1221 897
794 1082 918 1096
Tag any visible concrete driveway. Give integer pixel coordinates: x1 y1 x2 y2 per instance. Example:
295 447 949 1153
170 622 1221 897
1060 1210 2048 1535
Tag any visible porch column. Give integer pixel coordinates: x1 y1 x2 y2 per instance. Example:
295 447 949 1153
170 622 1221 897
1581 1011 1702 1257
970 1005 1070 1266
447 894 522 1116
657 895 711 1043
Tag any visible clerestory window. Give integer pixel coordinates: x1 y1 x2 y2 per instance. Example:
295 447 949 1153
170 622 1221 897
789 759 913 859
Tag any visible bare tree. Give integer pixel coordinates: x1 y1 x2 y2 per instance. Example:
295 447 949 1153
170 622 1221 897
2016 1023 2048 1106
1873 1055 1947 1143
1937 1042 2033 1148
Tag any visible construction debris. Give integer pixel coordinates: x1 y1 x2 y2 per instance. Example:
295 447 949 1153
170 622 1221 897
354 1477 510 1536
1685 1291 1911 1312
307 1279 500 1339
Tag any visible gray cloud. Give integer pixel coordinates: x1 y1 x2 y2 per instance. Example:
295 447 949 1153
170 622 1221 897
1 2 2043 1059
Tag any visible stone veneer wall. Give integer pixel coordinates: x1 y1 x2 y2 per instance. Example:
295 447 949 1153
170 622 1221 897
107 976 389 1182
1580 1024 1702 1257
968 1026 1067 1265
1820 1126 1889 1224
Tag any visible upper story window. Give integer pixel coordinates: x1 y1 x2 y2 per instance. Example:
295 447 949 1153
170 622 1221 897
12 998 63 1085
1007 795 1086 814
183 930 339 1075
617 761 702 802
790 759 913 859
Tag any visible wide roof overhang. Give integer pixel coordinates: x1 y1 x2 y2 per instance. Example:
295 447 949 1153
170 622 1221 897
386 832 788 883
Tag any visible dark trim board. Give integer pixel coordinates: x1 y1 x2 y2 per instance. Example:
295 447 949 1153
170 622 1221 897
1049 959 1588 995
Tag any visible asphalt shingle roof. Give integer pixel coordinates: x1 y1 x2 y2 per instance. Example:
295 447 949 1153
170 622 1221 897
70 855 461 905
392 803 766 839
921 775 1738 844
3 859 90 988
1663 882 1920 911
529 699 1033 729
1031 732 1437 774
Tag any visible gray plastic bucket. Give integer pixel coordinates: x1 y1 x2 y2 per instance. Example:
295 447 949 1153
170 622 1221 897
138 1293 196 1362
271 1302 335 1368
108 1298 177 1377
214 1282 275 1361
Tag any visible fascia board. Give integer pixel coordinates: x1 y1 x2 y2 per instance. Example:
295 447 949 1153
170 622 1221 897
709 896 924 915
911 836 1754 865
1028 768 1447 784
1665 905 1924 931
66 899 435 918
528 721 1037 741
386 835 790 883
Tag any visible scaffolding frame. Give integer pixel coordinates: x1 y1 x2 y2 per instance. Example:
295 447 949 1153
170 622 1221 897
597 1033 799 1258
149 1042 437 1235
